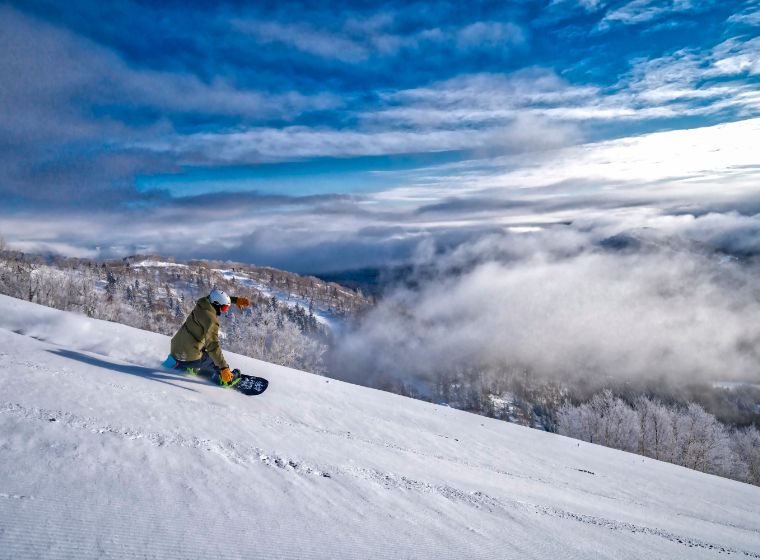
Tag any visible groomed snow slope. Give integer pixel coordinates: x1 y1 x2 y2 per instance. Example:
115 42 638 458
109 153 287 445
0 294 758 560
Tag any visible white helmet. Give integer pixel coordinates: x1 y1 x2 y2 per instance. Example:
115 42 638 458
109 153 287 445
209 287 231 307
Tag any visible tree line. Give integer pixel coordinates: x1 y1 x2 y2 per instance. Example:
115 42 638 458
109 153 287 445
558 390 760 486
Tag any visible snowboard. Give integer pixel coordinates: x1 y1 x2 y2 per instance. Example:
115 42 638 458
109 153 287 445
162 356 268 396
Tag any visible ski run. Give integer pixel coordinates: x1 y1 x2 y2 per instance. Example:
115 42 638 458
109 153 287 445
0 293 759 559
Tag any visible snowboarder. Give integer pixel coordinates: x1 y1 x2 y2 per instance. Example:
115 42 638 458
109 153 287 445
162 287 250 386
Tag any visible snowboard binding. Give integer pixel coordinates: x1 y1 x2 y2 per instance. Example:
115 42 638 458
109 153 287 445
219 368 242 388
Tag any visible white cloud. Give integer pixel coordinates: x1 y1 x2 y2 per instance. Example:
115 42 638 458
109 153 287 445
233 19 372 63
372 71 599 126
496 117 760 189
333 228 760 386
232 15 527 63
366 117 760 234
0 5 347 202
547 0 608 15
146 111 580 164
456 21 525 49
0 6 341 143
596 0 710 31
616 36 760 118
365 49 759 134
578 0 607 10
726 2 760 26
708 37 760 76
4 117 760 288
6 240 101 259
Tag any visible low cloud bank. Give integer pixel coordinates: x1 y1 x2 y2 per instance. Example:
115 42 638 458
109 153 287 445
331 217 760 390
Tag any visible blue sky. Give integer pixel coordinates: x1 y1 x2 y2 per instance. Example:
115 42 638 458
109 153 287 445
1 1 759 273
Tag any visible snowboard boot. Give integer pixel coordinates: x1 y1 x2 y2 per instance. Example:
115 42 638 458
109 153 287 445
161 354 179 369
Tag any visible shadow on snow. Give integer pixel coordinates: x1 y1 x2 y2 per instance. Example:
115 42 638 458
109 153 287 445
48 349 203 392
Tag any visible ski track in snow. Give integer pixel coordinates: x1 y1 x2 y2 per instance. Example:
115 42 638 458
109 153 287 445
352 467 760 557
2 350 625 497
6 349 558 489
0 402 331 479
2 399 759 558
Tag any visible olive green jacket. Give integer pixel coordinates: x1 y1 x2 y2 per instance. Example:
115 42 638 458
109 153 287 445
170 297 228 369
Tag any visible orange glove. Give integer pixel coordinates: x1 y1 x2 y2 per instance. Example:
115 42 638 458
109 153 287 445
219 367 233 384
235 296 250 309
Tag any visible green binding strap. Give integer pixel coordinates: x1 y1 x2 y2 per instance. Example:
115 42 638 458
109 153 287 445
221 377 241 388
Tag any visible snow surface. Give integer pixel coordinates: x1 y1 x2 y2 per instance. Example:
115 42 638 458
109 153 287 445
0 294 759 559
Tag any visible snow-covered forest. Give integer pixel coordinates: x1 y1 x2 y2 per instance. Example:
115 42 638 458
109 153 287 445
380 362 760 487
0 249 372 374
558 390 760 487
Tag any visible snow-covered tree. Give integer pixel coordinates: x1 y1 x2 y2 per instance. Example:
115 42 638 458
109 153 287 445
673 403 733 475
558 390 639 452
731 426 760 485
634 396 676 461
